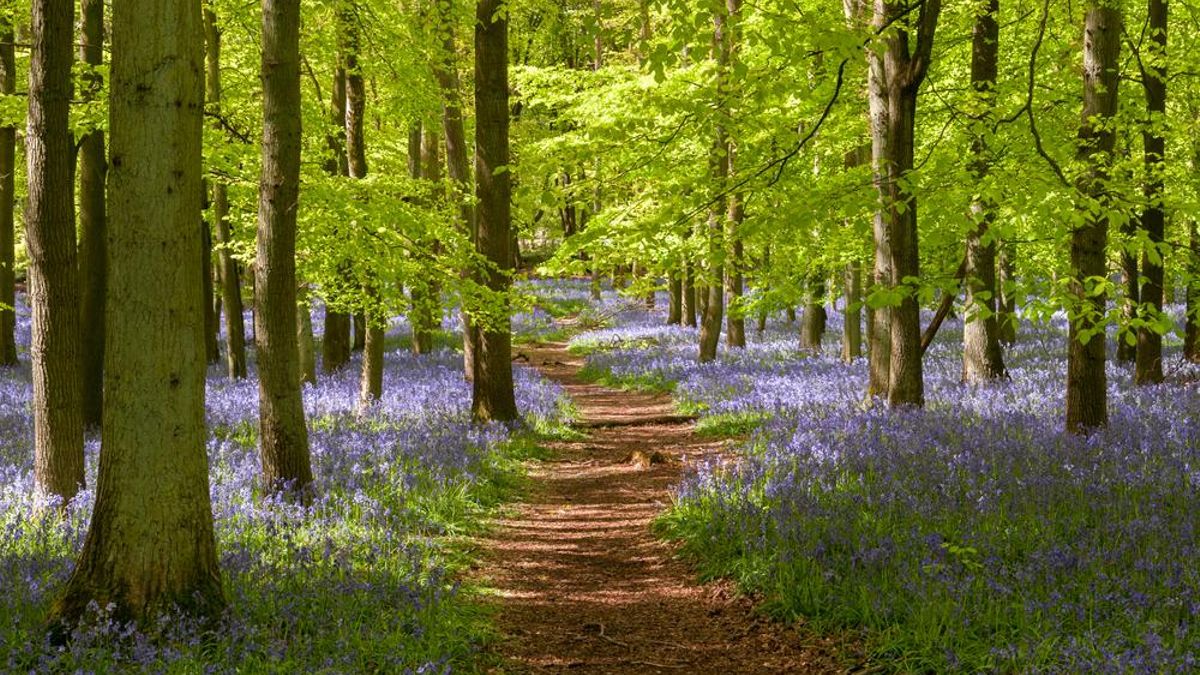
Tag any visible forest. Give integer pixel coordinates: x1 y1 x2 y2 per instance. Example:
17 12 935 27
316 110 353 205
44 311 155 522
0 0 1197 670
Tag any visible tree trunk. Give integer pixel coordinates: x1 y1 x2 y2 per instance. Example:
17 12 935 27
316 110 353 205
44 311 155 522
352 311 366 351
412 122 443 355
204 7 247 379
1066 1 1121 434
51 0 223 626
321 63 352 373
78 0 106 425
698 0 733 364
1117 229 1138 364
842 260 862 362
961 0 1007 383
256 0 313 496
201 219 219 364
358 294 384 406
0 9 14 367
1186 211 1200 362
997 241 1017 343
432 0 477 379
1134 0 1166 385
800 273 827 352
667 273 682 324
28 0 84 501
471 0 519 422
682 262 696 326
868 0 941 406
297 285 316 385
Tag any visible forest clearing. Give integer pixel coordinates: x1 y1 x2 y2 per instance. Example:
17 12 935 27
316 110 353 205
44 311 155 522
2 0 1199 671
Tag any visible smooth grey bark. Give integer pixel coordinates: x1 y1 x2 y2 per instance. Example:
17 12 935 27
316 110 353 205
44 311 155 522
52 0 223 625
297 285 316 385
28 0 84 501
842 260 862 362
698 0 733 364
257 0 314 495
321 64 352 373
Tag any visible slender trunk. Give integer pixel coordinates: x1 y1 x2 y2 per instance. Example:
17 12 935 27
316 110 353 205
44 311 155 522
1134 0 1166 385
28 0 84 501
756 246 769 333
471 0 519 422
997 241 1017 343
842 260 862 362
321 64 352 372
1066 1 1121 433
800 272 827 352
202 218 219 364
204 8 246 379
358 294 384 406
725 197 745 347
51 0 223 625
962 0 1006 382
432 0 477 379
297 285 316 385
257 0 313 495
1186 211 1200 362
413 122 443 355
0 10 13 367
78 0 106 425
667 273 682 324
1117 229 1138 363
682 262 696 326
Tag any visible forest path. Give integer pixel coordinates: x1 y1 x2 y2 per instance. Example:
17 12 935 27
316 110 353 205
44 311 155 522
474 341 851 673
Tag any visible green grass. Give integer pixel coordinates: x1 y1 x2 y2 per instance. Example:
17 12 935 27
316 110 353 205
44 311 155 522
692 411 770 438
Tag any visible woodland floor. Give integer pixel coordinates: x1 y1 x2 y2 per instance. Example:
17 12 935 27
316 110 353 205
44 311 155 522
472 341 859 673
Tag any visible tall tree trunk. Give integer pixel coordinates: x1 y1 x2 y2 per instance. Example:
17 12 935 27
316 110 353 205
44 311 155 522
800 272 827 352
432 0 476 379
1134 0 1166 385
723 0 744 349
358 292 384 406
1186 208 1200 362
297 284 316 385
842 260 862 362
472 0 519 422
667 273 682 324
1066 1 1121 434
257 0 313 495
868 0 941 406
78 0 106 425
997 241 1017 343
961 0 1007 383
682 262 697 327
51 0 223 625
0 9 14 367
204 6 247 379
412 122 443 355
201 219 219 364
321 64 352 373
1117 225 1139 363
698 0 733 364
28 0 84 501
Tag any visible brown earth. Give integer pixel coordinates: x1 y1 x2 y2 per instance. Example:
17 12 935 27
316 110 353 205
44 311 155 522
472 341 860 674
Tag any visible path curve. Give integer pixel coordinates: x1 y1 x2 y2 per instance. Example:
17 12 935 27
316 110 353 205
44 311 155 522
474 341 853 673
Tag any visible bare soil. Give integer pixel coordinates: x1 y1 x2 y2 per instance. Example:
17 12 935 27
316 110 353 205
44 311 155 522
473 342 859 674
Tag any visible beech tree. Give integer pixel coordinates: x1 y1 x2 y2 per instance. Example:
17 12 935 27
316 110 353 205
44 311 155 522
52 0 223 624
257 0 314 494
27 0 84 501
471 0 519 422
1134 0 1167 385
78 0 107 427
1065 0 1122 433
0 5 15 367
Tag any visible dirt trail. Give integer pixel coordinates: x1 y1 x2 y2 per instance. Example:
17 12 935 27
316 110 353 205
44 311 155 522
475 342 853 673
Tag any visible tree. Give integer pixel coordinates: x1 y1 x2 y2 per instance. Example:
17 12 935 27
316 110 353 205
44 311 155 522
27 0 84 501
321 62 353 374
1065 0 1122 433
723 0 745 351
51 0 223 625
205 3 248 380
1134 0 1167 385
432 0 477 378
257 0 314 494
471 0 519 422
868 0 942 407
698 0 732 364
78 0 107 426
961 0 1006 383
0 5 16 367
